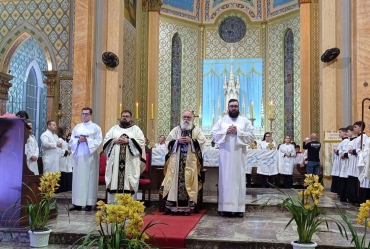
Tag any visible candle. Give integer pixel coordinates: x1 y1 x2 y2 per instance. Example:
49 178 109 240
250 102 254 119
151 103 154 119
119 103 122 116
135 102 139 119
269 101 274 119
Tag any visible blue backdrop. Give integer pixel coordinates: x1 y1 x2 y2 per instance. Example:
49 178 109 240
202 58 263 127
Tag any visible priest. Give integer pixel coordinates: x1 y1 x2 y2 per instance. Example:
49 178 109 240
161 110 205 215
69 107 102 211
103 110 146 203
211 99 255 217
40 120 62 173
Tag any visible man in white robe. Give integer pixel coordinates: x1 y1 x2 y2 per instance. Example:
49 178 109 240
211 99 255 217
69 107 102 211
40 120 62 173
257 132 277 188
161 110 206 215
25 120 39 175
103 110 146 203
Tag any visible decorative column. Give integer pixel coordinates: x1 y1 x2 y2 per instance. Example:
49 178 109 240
146 0 162 142
42 70 58 121
299 0 312 140
0 72 13 115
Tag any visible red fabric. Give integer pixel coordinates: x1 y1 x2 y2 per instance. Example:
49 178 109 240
143 153 150 172
143 209 207 248
139 179 150 184
99 153 107 184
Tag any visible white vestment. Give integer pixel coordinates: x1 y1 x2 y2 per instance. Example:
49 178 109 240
331 139 346 176
40 129 61 173
25 134 39 175
358 137 370 188
59 138 72 173
278 143 296 175
69 121 102 206
103 125 146 203
211 115 255 213
256 141 278 175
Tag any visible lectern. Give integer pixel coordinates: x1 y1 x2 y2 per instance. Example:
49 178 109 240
0 118 39 227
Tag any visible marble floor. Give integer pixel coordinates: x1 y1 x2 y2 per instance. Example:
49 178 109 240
0 187 367 249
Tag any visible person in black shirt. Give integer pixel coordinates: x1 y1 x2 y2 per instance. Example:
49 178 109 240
303 133 321 175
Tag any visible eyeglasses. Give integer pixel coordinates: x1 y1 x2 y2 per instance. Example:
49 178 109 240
121 115 131 118
81 113 91 116
182 116 192 119
229 105 239 108
265 135 271 137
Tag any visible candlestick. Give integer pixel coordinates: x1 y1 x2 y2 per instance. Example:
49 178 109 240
119 103 122 116
151 103 154 119
135 102 139 119
250 102 254 119
269 101 274 119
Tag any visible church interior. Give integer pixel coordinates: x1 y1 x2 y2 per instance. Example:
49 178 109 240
1 0 370 248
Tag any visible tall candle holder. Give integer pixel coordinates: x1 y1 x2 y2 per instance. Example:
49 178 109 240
56 109 63 119
268 117 275 133
150 118 155 148
248 117 255 126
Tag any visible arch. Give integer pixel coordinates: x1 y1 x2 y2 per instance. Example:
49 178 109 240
283 28 294 140
170 32 182 129
0 23 56 73
213 9 254 28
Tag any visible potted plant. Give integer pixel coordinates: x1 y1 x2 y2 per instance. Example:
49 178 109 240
255 174 346 249
26 171 61 247
2 171 61 247
73 193 163 249
336 200 370 249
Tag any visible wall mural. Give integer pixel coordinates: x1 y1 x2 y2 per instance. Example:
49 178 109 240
124 0 136 28
163 0 195 12
213 0 254 8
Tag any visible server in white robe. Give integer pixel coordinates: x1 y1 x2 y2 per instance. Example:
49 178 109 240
103 110 146 204
330 128 346 194
358 125 370 203
211 99 255 217
25 120 39 175
154 135 167 150
69 107 102 211
347 121 368 206
338 126 353 202
161 110 206 215
40 120 62 173
257 132 277 188
57 127 72 192
278 136 296 189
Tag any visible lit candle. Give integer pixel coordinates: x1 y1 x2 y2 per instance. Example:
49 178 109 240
119 103 122 116
135 102 139 119
250 102 254 119
151 103 154 119
269 101 274 119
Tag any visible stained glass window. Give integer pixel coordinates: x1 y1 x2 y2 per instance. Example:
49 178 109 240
218 16 247 43
284 29 294 140
171 33 182 129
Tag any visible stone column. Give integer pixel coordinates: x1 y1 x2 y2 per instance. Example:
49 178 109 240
146 0 162 143
72 0 95 127
42 70 58 121
299 0 312 140
102 0 124 133
0 72 13 115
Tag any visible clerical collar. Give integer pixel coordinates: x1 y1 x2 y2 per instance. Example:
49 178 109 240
342 137 347 140
119 123 134 129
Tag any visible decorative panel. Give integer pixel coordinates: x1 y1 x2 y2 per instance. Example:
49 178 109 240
205 28 260 59
267 16 300 144
284 28 294 140
59 78 72 131
0 0 72 71
161 0 200 22
267 0 299 19
122 19 136 114
7 37 47 139
158 20 198 136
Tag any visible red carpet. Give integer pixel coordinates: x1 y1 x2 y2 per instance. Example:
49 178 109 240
143 209 207 248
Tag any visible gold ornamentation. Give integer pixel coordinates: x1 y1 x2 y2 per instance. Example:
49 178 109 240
266 142 275 150
42 70 58 97
249 142 257 149
0 80 12 100
298 0 312 3
148 0 163 12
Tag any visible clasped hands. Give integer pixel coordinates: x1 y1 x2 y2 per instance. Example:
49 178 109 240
114 137 128 145
227 124 237 134
179 136 191 144
78 135 88 143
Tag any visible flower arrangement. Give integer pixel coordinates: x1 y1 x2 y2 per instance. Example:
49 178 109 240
74 193 161 249
256 174 345 245
26 171 61 231
336 200 370 249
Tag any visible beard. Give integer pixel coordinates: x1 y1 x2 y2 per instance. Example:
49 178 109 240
180 120 193 130
120 120 131 127
228 110 240 118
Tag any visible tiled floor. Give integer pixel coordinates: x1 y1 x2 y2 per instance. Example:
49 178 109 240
0 188 367 249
